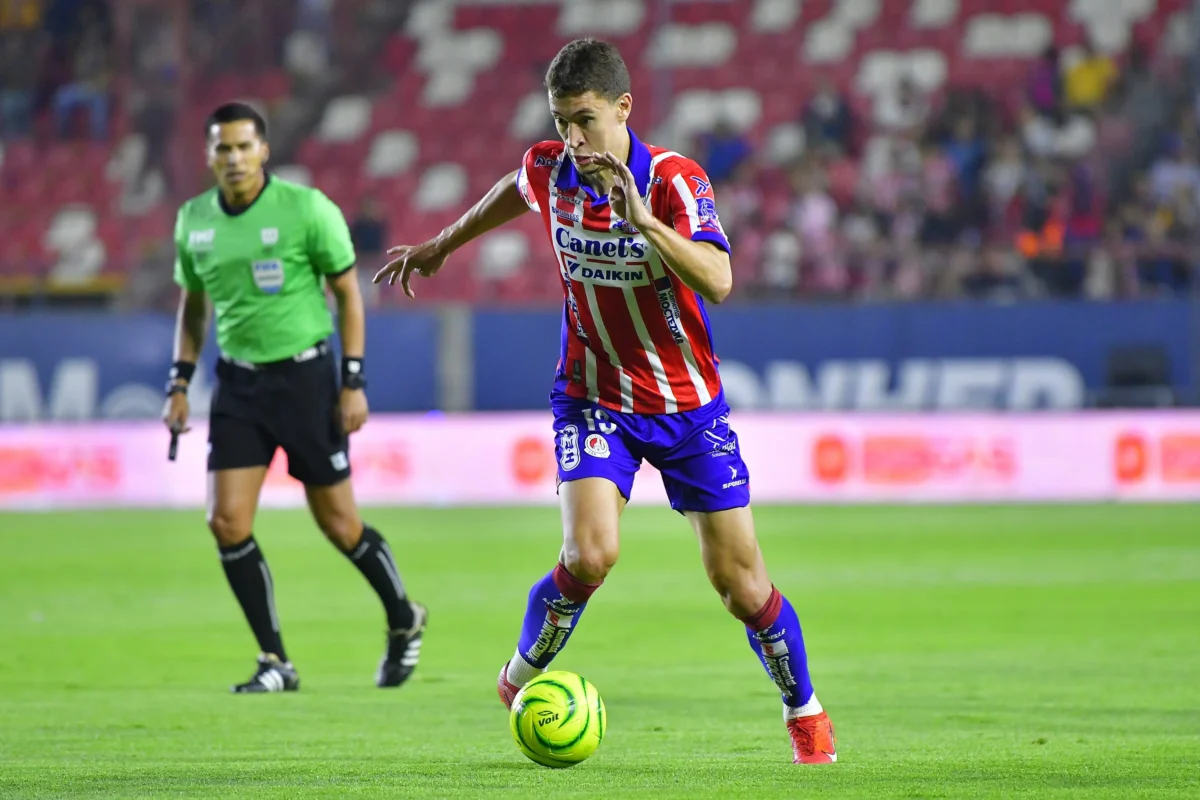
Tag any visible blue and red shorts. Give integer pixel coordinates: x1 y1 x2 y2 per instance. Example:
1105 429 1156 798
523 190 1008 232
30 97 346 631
551 390 751 513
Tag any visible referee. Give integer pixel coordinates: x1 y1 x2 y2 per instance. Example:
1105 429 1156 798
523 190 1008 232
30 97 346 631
162 103 426 693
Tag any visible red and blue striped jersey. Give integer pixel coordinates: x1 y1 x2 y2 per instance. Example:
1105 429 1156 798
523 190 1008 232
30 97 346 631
515 129 729 415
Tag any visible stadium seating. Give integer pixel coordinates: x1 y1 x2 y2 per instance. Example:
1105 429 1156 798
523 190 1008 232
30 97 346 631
0 0 1189 301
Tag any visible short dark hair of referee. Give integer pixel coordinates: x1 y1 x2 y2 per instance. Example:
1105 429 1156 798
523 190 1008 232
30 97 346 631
162 102 426 694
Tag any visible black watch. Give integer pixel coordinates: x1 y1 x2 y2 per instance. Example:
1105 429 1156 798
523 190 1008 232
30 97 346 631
342 372 367 391
165 381 188 398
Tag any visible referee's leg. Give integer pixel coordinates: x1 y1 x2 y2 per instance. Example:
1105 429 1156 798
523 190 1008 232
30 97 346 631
285 356 426 687
207 368 298 692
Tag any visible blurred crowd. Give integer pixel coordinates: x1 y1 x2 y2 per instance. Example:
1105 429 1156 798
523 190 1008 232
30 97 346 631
701 36 1200 301
3 1 1199 305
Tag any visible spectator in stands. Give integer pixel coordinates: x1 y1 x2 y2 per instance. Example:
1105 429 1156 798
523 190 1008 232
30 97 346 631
918 139 958 245
52 22 110 139
1149 140 1200 205
961 246 1027 301
942 116 985 204
0 32 39 137
697 115 752 184
875 75 929 139
1027 45 1061 116
983 135 1026 232
759 226 801 294
351 198 388 308
802 76 853 153
1065 37 1116 111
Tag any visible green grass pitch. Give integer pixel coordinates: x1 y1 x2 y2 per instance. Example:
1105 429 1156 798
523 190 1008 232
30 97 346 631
1 504 1198 798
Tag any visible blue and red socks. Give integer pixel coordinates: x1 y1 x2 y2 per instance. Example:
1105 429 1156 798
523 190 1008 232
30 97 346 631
506 563 601 686
741 586 822 716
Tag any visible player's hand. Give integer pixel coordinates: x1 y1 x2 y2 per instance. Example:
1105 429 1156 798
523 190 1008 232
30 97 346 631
374 240 448 299
162 391 191 434
339 387 369 434
596 150 654 231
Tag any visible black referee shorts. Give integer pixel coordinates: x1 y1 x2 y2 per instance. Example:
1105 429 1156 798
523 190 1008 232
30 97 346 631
208 341 351 486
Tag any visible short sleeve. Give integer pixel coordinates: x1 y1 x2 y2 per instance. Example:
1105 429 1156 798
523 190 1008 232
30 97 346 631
307 190 357 275
665 161 731 254
516 148 542 212
173 209 205 292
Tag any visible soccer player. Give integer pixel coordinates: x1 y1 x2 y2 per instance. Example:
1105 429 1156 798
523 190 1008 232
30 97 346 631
375 40 836 763
163 103 427 693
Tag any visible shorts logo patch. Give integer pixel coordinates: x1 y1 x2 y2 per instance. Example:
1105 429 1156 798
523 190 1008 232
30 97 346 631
252 259 284 294
558 425 581 471
330 451 349 471
584 434 609 458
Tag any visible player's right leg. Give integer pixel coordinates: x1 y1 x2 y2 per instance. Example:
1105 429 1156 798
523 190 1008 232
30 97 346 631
498 397 638 708
207 362 297 693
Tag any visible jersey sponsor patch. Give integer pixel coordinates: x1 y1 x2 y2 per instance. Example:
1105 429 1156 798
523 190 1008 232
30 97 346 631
558 424 581 471
252 259 285 294
584 433 610 458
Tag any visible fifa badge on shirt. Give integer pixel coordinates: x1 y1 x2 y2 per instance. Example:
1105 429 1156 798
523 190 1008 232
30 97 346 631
260 228 279 247
252 259 284 294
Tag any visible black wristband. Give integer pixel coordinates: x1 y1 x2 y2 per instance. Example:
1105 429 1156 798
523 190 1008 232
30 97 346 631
342 357 366 390
170 361 196 383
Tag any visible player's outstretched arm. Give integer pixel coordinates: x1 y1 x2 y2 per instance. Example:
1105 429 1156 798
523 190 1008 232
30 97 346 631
374 169 526 298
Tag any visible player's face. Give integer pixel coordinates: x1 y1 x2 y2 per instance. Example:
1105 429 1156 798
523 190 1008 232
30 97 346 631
206 121 269 195
550 91 632 176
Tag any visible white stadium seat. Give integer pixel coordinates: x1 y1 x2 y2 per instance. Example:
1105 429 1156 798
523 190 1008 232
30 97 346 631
911 0 959 29
273 164 314 186
765 122 806 165
105 135 146 185
751 0 801 33
510 91 551 140
964 14 1053 58
558 0 644 37
646 23 737 68
803 20 854 64
316 95 372 142
365 131 419 178
422 69 476 107
415 163 468 212
833 0 881 30
722 89 763 132
44 206 97 252
476 231 530 280
416 29 503 72
49 239 106 285
405 0 452 38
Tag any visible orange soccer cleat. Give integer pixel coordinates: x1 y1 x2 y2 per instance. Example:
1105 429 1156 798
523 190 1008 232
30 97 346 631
786 711 837 764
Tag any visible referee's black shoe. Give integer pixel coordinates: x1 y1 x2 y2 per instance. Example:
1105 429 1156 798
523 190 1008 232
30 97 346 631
377 602 428 688
232 653 300 693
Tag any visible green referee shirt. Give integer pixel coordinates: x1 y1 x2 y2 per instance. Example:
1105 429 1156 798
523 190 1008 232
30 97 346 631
173 175 356 363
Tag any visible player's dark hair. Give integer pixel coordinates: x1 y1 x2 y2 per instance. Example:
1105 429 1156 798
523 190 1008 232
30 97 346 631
545 38 631 101
205 102 268 140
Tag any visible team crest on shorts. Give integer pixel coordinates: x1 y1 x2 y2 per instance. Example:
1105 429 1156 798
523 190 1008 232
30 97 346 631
584 433 610 458
558 425 581 471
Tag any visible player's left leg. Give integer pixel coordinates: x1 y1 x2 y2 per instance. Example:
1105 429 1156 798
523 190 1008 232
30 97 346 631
653 402 835 764
686 507 835 764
